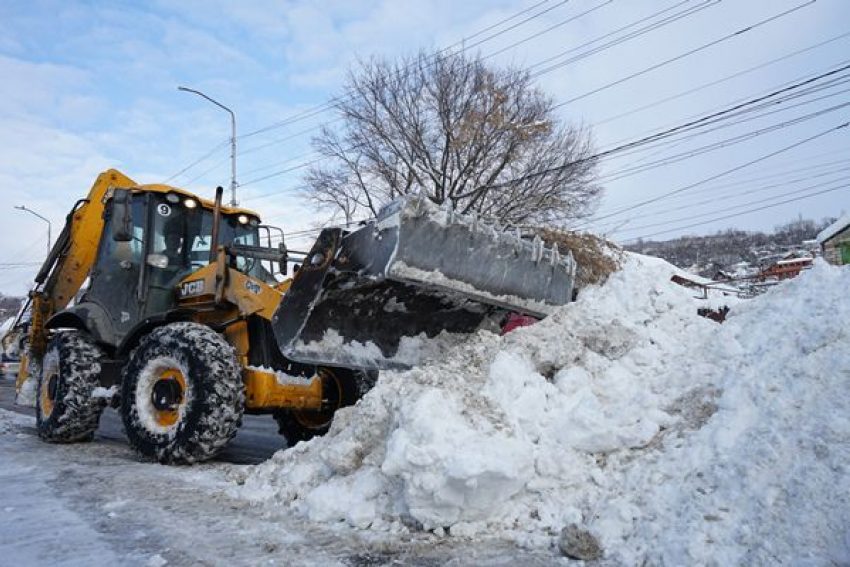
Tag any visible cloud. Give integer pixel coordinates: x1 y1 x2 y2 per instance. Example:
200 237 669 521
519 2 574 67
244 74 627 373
0 54 101 125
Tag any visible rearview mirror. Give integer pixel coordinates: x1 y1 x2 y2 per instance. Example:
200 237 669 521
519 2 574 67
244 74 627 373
278 240 288 275
111 188 133 242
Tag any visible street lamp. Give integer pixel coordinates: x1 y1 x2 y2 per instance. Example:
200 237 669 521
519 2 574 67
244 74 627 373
178 86 238 206
15 205 51 256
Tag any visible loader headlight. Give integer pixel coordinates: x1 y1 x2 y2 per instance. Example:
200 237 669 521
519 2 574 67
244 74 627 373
166 193 180 203
237 214 250 225
184 198 198 209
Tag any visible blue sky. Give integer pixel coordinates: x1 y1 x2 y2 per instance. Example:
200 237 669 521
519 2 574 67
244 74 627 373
1 0 849 294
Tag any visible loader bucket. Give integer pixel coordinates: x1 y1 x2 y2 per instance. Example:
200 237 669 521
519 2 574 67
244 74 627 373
272 197 576 369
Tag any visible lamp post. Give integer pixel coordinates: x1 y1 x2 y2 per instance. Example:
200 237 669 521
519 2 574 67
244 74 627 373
178 86 238 206
15 205 51 256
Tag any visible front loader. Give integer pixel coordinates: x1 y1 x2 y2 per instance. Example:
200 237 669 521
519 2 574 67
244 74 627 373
17 169 576 464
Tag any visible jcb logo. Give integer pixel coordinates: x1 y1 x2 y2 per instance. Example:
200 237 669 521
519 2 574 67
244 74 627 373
181 280 205 296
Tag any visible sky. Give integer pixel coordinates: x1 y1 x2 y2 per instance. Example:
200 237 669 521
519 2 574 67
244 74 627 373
0 0 848 295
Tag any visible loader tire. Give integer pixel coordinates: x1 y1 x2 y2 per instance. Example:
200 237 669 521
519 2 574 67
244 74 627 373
121 322 245 464
36 331 106 443
274 368 376 447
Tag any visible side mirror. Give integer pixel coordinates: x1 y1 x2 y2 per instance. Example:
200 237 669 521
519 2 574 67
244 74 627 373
111 188 133 242
278 240 288 275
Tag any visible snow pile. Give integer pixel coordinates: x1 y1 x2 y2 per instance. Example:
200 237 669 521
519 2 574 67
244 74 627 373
236 255 850 564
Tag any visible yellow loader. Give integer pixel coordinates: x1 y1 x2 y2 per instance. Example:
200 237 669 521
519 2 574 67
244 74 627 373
16 169 575 464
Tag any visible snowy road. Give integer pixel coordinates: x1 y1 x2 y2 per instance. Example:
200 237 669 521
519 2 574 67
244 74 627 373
0 378 287 465
0 378 559 567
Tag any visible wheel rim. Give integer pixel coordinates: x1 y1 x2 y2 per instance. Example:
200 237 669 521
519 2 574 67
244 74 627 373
151 368 186 427
40 371 58 418
134 356 192 434
292 368 343 431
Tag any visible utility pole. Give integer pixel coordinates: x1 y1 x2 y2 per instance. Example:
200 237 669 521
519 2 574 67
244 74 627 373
178 86 238 206
15 205 51 256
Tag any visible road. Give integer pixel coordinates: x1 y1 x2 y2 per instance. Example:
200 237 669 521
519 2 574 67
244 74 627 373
0 374 288 465
0 374 559 567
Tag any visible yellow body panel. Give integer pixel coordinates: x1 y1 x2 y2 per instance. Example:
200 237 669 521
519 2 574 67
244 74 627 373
177 260 286 321
243 368 323 410
14 352 29 392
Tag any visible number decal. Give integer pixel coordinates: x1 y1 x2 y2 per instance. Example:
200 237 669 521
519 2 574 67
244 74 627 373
245 281 261 295
157 204 172 217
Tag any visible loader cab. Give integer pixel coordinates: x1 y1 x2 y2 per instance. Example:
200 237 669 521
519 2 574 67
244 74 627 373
82 187 264 344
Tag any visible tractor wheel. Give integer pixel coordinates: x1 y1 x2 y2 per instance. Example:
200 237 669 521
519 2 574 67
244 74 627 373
121 322 245 464
274 368 377 447
36 331 106 442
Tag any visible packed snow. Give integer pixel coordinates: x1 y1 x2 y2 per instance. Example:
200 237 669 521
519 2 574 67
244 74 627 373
292 328 478 370
234 253 850 564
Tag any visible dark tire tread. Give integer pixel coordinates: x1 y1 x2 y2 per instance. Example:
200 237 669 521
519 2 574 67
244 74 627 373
36 331 106 443
121 322 245 465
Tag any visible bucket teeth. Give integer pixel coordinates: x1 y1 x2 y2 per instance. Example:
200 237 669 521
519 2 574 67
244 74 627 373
531 235 543 264
551 243 560 266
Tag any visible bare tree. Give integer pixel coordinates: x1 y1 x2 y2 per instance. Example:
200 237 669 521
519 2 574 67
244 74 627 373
304 50 601 226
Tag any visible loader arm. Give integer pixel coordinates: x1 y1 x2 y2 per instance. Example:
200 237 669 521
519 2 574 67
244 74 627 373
24 170 138 364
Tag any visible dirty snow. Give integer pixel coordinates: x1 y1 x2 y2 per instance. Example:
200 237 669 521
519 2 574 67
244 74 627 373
292 328 476 369
390 260 558 317
15 366 37 407
236 254 850 565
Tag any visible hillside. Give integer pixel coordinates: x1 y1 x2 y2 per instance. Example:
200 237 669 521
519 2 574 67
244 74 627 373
623 218 836 278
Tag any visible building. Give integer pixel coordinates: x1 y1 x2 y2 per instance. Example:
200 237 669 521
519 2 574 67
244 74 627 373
817 213 850 266
761 256 813 280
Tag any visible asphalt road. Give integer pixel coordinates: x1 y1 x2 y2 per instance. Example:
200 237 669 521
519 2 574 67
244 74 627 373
0 373 287 464
0 373 561 566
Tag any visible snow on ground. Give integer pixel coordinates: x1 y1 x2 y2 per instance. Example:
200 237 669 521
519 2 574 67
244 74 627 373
234 254 850 565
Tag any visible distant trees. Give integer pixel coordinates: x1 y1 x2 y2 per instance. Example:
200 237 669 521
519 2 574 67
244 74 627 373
303 50 601 226
625 217 835 275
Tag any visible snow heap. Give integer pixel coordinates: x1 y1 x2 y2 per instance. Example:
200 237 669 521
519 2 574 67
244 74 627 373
235 254 850 565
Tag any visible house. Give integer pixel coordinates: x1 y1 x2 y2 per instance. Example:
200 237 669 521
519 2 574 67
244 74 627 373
816 213 850 266
761 256 813 280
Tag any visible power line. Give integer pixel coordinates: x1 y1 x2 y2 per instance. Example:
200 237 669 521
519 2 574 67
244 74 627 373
595 95 850 185
526 0 716 78
163 0 565 183
597 57 850 157
238 0 566 141
242 60 850 208
622 183 849 242
481 0 614 62
550 0 817 110
227 0 716 176
593 29 850 128
468 61 850 202
592 160 850 233
162 138 230 184
613 174 850 235
581 120 850 228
